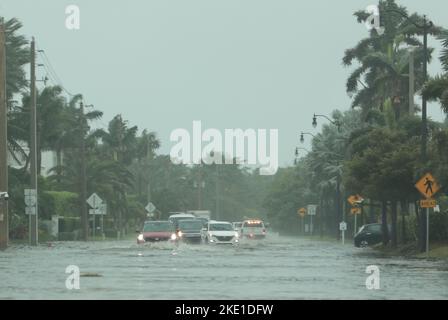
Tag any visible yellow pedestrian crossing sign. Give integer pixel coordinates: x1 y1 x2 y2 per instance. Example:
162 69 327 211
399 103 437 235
415 173 440 199
298 208 306 218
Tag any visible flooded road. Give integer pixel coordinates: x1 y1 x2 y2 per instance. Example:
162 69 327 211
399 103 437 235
1 235 447 300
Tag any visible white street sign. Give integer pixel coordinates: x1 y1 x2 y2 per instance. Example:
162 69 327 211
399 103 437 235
26 207 37 216
25 196 37 207
89 209 100 215
24 189 37 196
340 222 347 231
87 193 103 209
307 205 317 216
89 204 107 215
24 189 37 206
145 202 156 213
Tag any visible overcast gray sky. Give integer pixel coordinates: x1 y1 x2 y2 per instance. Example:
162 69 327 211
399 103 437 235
1 0 447 166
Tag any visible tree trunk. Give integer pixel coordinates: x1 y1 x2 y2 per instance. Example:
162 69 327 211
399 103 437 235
56 148 63 186
401 200 407 244
336 178 341 240
369 199 376 223
319 197 324 239
381 201 389 246
391 201 398 248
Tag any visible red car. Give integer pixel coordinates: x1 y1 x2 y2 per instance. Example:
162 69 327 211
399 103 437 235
137 221 177 244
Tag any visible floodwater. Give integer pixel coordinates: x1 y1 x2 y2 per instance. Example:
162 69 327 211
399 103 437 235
0 234 447 300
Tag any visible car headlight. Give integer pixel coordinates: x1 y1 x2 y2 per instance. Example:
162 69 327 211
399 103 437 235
137 234 144 241
171 233 177 241
178 231 183 238
234 232 239 239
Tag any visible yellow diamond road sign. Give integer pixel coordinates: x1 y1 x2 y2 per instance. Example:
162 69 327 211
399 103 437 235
348 195 364 206
415 173 440 199
298 208 306 217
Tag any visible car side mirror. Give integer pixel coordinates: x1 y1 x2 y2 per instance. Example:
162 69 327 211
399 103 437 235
136 230 141 234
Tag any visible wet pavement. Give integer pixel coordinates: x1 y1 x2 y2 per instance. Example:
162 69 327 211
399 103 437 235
0 234 447 299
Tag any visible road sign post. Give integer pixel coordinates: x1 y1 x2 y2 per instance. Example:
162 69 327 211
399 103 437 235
298 208 306 235
307 205 317 236
348 195 363 237
24 189 38 245
87 193 103 241
415 173 441 257
339 221 347 245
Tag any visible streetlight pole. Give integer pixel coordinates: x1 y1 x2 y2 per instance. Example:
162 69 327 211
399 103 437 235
29 37 38 246
79 102 88 241
300 132 316 144
0 21 8 250
421 15 430 162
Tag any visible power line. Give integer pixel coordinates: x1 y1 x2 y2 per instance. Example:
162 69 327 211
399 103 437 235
36 44 76 97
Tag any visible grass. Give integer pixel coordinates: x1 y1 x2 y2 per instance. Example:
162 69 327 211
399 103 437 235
373 242 448 259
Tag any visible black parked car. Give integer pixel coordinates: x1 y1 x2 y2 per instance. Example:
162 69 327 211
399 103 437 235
354 223 390 248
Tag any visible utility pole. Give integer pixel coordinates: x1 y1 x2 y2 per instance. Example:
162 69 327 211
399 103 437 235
146 138 152 204
409 49 415 115
215 164 220 220
29 37 38 246
79 102 88 241
421 16 429 162
420 16 432 253
196 167 203 210
0 21 9 250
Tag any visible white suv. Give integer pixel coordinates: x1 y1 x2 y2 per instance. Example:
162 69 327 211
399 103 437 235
202 221 239 245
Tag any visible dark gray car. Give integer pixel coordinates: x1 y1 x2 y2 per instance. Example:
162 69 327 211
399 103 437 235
177 219 204 244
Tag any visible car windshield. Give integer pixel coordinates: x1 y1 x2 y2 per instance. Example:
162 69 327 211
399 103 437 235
209 223 233 231
178 220 204 231
170 216 194 222
143 222 174 232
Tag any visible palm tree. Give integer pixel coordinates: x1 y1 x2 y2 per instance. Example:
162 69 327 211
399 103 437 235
343 0 438 119
98 115 138 164
423 29 448 113
132 130 160 200
2 17 29 166
3 17 29 99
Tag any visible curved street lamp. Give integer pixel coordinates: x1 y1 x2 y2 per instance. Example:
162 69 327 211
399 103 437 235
300 132 316 144
312 114 342 132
